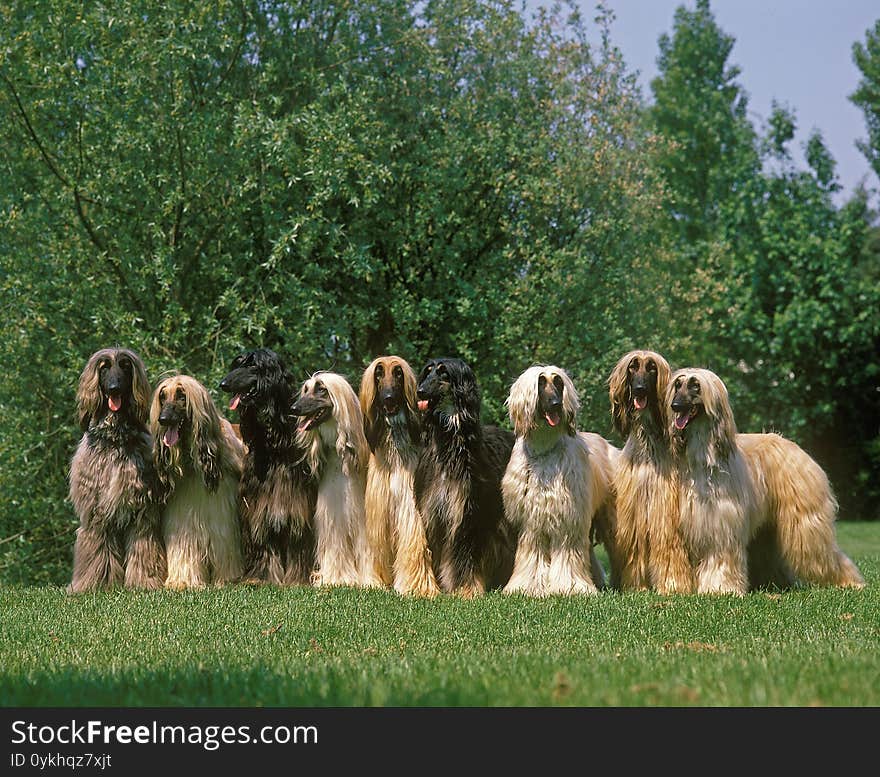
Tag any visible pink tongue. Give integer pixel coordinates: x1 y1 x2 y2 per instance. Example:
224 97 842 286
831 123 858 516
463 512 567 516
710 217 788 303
545 412 558 427
163 426 180 447
674 414 689 430
634 396 647 411
417 400 428 412
230 395 241 411
297 418 310 432
108 394 122 412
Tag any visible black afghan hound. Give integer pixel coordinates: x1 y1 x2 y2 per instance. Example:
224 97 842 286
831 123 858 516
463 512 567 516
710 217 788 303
414 357 517 596
219 349 317 585
69 348 166 592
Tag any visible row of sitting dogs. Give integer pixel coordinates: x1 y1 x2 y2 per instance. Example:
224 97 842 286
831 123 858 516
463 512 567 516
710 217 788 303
68 347 864 597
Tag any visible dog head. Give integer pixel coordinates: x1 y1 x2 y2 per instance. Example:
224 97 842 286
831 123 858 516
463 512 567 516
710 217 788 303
293 372 369 476
76 347 151 430
416 357 480 425
151 375 225 493
667 368 738 458
608 350 671 438
507 365 578 438
292 375 336 434
219 348 292 412
359 356 420 451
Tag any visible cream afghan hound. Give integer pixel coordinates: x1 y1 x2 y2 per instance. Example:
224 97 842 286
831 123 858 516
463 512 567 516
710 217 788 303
69 348 166 592
360 356 439 597
151 375 244 589
502 365 615 596
668 367 864 595
293 372 380 587
607 350 693 593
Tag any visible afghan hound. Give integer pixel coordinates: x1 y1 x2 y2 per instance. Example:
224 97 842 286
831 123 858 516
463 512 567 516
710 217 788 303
360 356 440 597
502 365 616 596
414 357 517 596
220 349 317 585
607 350 693 593
68 348 166 592
292 372 379 587
668 367 864 594
151 375 244 588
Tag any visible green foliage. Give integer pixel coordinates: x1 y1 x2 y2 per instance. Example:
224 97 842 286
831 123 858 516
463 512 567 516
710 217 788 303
1 0 877 585
0 0 676 583
852 18 880 182
1 521 878 706
648 1 880 517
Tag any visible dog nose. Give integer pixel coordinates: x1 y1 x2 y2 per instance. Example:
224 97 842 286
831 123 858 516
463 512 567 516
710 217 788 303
158 406 176 426
219 377 229 392
670 397 686 413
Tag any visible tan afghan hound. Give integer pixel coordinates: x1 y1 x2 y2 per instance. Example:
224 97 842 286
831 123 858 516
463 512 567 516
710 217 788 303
293 372 380 587
151 375 244 589
607 350 693 593
668 367 864 595
360 356 439 597
69 348 166 592
502 365 615 596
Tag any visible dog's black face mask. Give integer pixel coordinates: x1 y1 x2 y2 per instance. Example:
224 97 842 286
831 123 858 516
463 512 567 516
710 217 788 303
99 355 134 415
157 386 187 447
627 355 660 415
670 376 703 434
374 361 406 417
537 373 565 428
291 380 333 432
416 359 452 413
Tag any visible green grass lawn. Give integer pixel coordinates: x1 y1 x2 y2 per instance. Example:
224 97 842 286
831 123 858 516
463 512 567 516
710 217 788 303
2 522 878 707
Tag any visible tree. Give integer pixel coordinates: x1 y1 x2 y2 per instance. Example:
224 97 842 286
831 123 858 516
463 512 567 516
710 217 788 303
648 2 880 518
852 18 880 185
0 0 673 582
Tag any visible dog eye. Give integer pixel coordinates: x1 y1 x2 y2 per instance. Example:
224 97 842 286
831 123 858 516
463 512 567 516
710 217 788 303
118 358 131 372
553 375 564 392
159 390 166 402
393 365 402 377
375 364 384 378
437 364 447 376
628 360 639 373
175 389 185 401
647 361 656 373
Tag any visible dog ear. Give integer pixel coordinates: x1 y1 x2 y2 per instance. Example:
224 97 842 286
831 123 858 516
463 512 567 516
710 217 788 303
76 351 107 431
560 370 579 436
149 380 178 501
196 431 221 492
608 359 630 438
180 378 223 493
359 360 381 452
126 350 152 426
363 413 382 453
506 368 535 438
452 361 481 421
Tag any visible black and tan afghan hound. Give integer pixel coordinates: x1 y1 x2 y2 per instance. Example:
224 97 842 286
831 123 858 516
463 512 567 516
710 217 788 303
360 355 439 597
220 349 317 585
668 367 864 594
69 348 166 592
502 365 616 596
414 357 517 597
151 375 244 588
607 350 693 593
292 372 380 587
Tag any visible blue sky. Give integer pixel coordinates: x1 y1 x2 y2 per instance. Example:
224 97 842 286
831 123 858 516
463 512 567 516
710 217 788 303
529 1 879 204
